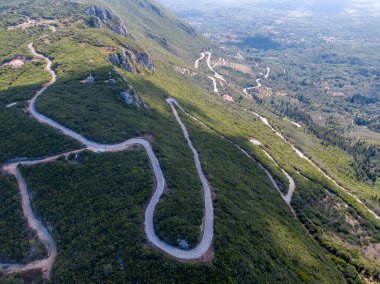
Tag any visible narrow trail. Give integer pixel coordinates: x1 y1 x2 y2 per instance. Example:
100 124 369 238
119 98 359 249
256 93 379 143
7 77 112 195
236 53 245 60
282 170 296 205
264 67 271 79
0 44 214 278
258 146 296 207
291 121 302 128
171 99 296 211
6 102 17 108
204 52 226 83
196 51 228 95
207 75 219 93
244 108 380 220
243 78 261 95
194 52 205 69
243 67 269 95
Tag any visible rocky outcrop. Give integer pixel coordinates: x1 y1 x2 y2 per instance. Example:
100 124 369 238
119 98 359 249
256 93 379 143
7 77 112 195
177 21 197 37
139 1 164 17
149 3 164 17
87 5 131 38
109 50 134 73
120 90 147 108
109 47 154 73
135 52 154 70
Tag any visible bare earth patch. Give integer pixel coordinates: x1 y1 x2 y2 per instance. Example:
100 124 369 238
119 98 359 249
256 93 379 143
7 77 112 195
364 243 380 265
7 18 67 31
223 94 234 102
1 55 27 69
174 66 198 77
250 138 262 146
142 133 155 143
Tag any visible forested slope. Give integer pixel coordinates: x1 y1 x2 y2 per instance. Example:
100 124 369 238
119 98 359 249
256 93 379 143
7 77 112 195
0 0 378 283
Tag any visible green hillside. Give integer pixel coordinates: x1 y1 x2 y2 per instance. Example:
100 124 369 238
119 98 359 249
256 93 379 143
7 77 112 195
0 0 379 283
87 0 211 58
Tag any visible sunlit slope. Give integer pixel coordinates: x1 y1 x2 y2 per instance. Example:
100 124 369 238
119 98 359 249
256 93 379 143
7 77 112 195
0 0 359 282
79 0 211 59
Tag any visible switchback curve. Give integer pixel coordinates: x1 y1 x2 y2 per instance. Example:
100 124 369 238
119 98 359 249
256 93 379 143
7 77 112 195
0 44 214 278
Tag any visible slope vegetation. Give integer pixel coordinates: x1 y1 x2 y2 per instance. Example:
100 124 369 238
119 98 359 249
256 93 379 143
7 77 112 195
0 0 376 283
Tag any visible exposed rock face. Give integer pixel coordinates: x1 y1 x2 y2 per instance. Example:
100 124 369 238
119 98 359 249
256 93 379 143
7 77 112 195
139 1 164 17
177 21 197 36
80 74 95 84
149 3 163 17
135 52 154 70
87 5 130 38
109 48 154 73
89 6 113 20
120 90 146 108
120 91 134 105
109 50 134 73
148 34 170 49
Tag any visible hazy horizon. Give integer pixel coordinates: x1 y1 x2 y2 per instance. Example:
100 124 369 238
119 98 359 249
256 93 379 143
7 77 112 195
157 0 380 15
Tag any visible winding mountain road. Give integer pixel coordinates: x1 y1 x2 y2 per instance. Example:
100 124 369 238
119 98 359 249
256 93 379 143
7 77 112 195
243 66 270 95
170 97 296 211
193 52 297 207
243 79 261 95
0 44 214 278
194 52 205 69
250 140 296 207
4 41 375 280
196 52 223 95
204 52 226 83
197 50 377 218
194 51 379 220
264 67 271 79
